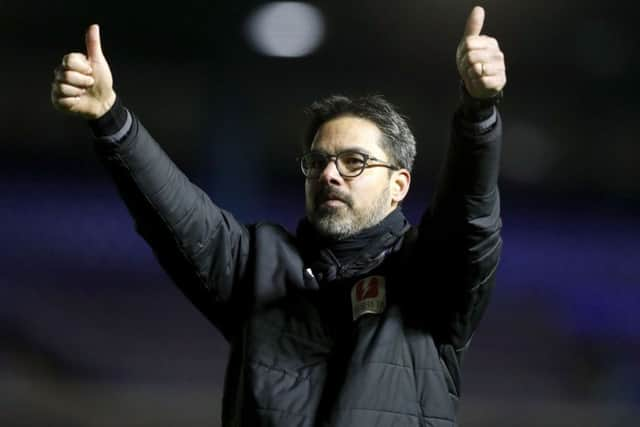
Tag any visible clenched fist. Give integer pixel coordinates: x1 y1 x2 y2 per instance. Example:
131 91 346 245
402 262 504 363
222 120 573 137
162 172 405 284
51 25 116 119
456 7 506 99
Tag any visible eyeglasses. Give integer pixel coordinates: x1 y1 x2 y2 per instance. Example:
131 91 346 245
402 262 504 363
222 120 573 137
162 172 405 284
299 150 400 179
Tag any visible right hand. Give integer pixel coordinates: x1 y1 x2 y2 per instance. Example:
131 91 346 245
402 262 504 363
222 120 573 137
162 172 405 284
51 24 116 119
455 7 506 100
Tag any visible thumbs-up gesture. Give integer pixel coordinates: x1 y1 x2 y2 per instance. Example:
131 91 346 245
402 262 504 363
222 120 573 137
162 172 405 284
51 25 116 119
456 7 506 99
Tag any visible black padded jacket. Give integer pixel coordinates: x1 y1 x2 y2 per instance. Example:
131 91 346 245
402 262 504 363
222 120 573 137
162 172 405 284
92 102 502 427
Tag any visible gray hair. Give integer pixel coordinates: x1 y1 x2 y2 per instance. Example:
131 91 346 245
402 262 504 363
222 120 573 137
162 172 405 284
304 94 417 172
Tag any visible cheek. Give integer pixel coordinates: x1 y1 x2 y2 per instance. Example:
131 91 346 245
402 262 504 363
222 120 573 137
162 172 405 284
304 181 315 203
349 181 374 206
358 179 389 206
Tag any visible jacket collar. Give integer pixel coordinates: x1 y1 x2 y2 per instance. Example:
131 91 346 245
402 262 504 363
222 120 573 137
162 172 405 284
296 208 410 283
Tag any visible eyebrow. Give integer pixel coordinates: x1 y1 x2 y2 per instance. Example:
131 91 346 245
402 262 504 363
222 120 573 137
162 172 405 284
311 147 374 156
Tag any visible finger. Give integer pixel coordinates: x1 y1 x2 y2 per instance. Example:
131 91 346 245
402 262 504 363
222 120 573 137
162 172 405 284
52 95 81 110
55 68 95 88
85 24 105 62
463 6 485 37
62 53 92 74
466 61 505 78
460 35 499 53
471 75 507 91
52 82 86 97
464 49 504 66
479 61 505 76
466 62 483 79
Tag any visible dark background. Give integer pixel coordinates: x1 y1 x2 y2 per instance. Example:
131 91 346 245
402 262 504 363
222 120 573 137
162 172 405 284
1 1 639 426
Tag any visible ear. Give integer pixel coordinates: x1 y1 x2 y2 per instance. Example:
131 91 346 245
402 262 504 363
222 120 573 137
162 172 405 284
390 169 411 204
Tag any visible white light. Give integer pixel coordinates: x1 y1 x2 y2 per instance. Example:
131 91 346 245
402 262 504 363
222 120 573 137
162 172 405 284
245 2 325 58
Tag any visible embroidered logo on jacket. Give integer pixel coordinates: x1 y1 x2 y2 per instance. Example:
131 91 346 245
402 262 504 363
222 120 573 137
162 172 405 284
351 276 386 320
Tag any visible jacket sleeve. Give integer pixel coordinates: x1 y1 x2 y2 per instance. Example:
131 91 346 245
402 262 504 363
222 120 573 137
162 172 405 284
417 105 503 351
92 111 250 339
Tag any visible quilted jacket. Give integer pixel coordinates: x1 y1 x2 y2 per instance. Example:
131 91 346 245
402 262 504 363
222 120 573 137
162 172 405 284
93 104 502 426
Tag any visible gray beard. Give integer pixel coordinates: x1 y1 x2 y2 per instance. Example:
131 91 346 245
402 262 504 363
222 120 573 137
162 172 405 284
310 186 390 240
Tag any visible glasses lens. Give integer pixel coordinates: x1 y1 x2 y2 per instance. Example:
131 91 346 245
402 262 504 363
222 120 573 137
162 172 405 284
336 152 366 176
301 152 327 177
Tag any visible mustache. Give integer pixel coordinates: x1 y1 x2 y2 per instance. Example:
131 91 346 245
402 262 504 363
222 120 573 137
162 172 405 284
315 186 352 206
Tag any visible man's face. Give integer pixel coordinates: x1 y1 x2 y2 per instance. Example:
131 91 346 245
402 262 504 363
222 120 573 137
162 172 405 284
304 116 399 239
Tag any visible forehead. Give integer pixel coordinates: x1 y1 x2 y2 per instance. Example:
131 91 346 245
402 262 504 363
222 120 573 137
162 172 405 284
311 116 386 157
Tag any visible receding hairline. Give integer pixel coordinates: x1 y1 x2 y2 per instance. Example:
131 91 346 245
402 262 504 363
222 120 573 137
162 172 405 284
302 94 417 172
309 114 387 155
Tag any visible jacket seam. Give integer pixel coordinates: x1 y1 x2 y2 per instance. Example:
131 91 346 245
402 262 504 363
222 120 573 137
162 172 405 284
249 358 314 379
468 233 502 263
112 149 210 288
360 361 443 372
331 406 420 418
469 248 501 293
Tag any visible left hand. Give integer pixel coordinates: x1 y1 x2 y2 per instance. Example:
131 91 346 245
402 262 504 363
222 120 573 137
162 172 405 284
456 6 506 99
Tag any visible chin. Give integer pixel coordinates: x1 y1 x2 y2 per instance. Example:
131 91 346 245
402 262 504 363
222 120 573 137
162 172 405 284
311 212 354 240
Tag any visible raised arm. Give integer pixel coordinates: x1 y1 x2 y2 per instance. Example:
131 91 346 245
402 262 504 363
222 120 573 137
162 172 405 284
419 6 506 349
51 25 250 338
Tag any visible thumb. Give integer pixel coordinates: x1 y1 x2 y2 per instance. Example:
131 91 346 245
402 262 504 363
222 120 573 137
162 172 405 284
85 24 105 62
463 6 485 37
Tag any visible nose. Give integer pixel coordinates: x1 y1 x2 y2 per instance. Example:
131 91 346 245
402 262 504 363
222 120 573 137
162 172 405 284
317 158 343 185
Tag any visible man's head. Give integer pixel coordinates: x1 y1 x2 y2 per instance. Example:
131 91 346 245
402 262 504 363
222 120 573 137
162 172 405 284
302 95 416 239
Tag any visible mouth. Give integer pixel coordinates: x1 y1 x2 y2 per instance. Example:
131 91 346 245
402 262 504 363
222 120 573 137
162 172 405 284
321 198 347 208
316 191 350 209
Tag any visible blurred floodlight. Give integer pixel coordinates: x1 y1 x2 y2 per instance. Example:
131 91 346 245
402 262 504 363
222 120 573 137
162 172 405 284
245 2 324 58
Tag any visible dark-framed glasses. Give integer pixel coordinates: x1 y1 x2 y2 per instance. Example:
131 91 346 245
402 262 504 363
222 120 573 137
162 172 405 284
299 150 400 179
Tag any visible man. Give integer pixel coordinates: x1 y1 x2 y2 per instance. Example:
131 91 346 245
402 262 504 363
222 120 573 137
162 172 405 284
51 5 506 426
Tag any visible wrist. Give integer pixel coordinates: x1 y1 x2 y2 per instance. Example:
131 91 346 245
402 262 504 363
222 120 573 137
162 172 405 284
88 95 127 137
459 81 502 121
97 91 117 119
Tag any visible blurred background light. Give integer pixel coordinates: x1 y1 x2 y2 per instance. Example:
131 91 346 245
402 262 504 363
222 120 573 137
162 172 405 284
245 2 325 57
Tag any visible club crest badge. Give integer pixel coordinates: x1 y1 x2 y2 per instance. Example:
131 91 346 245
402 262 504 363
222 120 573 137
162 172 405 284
351 276 386 320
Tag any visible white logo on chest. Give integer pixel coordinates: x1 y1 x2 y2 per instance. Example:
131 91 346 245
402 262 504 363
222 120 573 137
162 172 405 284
351 275 386 320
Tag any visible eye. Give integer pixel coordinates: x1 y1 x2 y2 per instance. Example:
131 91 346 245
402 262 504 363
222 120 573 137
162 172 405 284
339 153 366 171
305 153 327 170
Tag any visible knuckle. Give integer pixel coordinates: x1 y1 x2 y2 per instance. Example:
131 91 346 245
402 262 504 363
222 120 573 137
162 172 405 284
68 52 82 62
69 53 87 68
465 53 475 65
